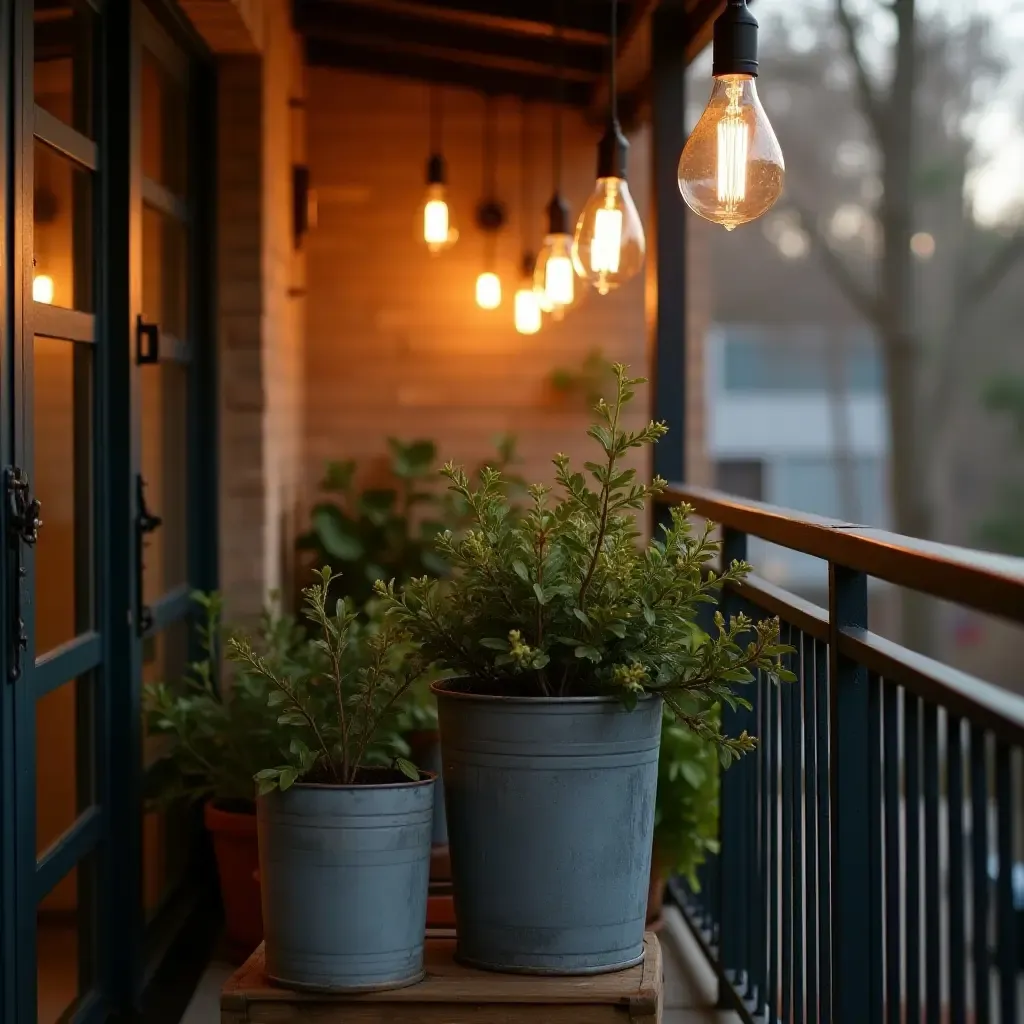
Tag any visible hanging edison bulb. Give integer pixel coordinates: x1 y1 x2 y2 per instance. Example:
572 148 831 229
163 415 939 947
535 195 581 320
572 124 645 294
421 155 458 252
514 253 542 334
419 88 458 253
677 0 784 231
572 0 645 293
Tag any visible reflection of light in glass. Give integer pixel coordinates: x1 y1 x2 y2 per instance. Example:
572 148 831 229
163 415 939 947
33 274 54 304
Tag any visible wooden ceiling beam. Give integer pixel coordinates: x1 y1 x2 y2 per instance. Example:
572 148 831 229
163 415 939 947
306 38 594 106
310 0 612 47
295 0 606 76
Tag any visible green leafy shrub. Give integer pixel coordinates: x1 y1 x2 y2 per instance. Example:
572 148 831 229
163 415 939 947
144 592 300 808
144 590 417 806
228 567 435 792
298 436 524 608
654 706 720 889
378 365 793 761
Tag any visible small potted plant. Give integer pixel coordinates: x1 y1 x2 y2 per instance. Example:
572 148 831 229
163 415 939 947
648 709 720 928
144 593 300 959
228 568 436 992
378 365 792 975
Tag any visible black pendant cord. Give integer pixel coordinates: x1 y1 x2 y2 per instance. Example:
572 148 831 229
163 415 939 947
430 86 442 154
483 93 496 201
596 0 629 180
552 0 565 196
427 86 445 185
609 0 618 125
520 102 533 266
481 93 499 272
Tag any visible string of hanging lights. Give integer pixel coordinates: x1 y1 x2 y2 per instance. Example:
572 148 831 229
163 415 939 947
413 0 784 324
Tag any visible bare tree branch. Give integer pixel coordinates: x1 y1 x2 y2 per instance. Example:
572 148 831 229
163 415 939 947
962 231 1024 314
792 204 882 325
836 0 886 144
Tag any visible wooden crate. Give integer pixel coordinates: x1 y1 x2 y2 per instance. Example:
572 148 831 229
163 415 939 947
221 933 663 1023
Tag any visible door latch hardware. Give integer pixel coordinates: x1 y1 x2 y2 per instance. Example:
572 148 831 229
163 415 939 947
5 466 41 681
136 315 160 365
135 474 162 636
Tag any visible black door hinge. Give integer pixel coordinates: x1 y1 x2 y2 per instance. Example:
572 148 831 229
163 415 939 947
135 474 162 636
6 466 41 681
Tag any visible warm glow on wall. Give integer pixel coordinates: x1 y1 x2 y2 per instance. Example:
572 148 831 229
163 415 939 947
33 274 54 304
476 271 501 310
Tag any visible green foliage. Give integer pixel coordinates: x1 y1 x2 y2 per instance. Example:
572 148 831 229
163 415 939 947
298 436 524 608
377 365 794 761
228 567 435 792
550 348 616 409
654 704 720 889
979 376 1024 556
144 592 300 808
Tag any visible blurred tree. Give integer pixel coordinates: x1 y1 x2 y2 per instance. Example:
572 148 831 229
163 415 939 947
760 0 1024 650
979 376 1024 556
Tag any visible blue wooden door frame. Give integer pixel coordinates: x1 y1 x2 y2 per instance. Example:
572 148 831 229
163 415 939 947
0 0 217 1016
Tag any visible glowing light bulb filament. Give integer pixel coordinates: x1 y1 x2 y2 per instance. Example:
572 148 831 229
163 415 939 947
545 256 574 307
424 198 450 248
716 81 749 220
591 205 623 275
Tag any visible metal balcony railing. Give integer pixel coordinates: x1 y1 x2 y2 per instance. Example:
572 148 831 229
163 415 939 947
658 485 1024 1024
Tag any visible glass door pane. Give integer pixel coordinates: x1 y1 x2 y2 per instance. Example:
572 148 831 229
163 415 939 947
136 13 196 925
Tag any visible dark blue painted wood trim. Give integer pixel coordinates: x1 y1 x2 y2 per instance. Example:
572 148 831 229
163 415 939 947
649 3 687 526
33 632 102 696
35 805 102 901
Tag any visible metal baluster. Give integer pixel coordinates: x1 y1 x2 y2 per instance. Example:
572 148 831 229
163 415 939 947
868 673 885 1019
719 529 747 997
947 716 966 1024
994 742 1017 1023
815 637 832 1024
923 702 941 1024
884 681 902 1024
906 694 922 1023
803 632 819 1024
769 663 780 1022
792 631 806 1024
782 623 794 1024
756 666 769 1019
970 726 989 1024
829 565 879 1024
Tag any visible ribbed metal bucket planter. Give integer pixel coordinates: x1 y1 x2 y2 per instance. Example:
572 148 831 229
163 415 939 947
257 773 434 992
434 680 662 974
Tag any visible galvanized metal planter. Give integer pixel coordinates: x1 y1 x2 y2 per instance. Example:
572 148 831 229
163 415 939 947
434 680 662 975
257 773 434 992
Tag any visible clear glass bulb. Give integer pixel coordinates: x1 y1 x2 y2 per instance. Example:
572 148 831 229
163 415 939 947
33 274 54 304
572 177 645 295
677 74 784 231
514 282 542 335
534 233 580 319
476 271 501 309
421 183 458 253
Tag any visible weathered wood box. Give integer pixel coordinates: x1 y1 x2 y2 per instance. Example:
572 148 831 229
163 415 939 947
221 933 663 1023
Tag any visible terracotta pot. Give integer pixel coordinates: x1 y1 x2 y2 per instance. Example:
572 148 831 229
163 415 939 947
646 867 667 929
205 799 263 959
